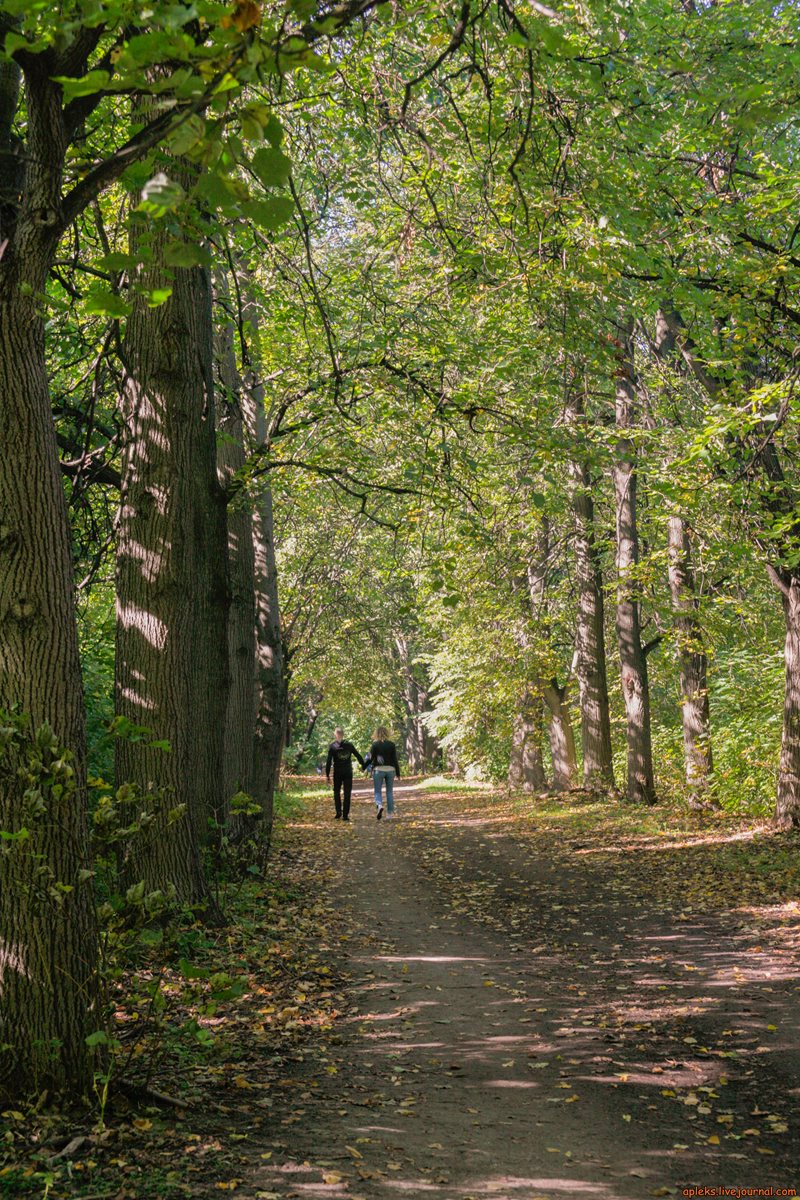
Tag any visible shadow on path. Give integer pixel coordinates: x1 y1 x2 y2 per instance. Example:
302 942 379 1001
243 783 800 1200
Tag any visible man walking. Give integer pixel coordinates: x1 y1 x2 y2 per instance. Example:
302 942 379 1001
325 728 365 821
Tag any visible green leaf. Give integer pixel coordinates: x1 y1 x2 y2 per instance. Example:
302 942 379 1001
52 69 110 99
84 288 130 319
243 196 295 230
163 242 211 269
144 287 173 308
250 146 292 189
167 114 206 157
85 1030 109 1047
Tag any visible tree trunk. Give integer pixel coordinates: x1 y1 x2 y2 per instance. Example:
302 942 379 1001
116 185 228 913
564 394 615 789
215 288 257 828
239 286 285 847
0 297 100 1102
668 514 713 798
776 578 800 829
613 322 656 805
543 682 579 791
508 693 547 791
525 519 578 791
0 69 99 1102
394 634 439 773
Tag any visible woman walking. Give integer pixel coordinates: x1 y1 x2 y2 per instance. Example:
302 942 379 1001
370 726 401 820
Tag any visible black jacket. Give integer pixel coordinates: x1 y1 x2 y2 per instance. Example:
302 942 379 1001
369 740 400 778
326 740 365 777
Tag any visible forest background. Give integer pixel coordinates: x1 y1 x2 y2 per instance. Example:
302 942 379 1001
1 0 799 1116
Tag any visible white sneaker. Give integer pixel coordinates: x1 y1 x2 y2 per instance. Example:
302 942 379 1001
376 805 383 820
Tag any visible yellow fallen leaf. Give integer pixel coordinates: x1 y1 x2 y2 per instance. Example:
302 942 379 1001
345 1145 363 1159
322 1172 343 1185
133 1118 152 1131
233 1075 253 1090
387 1162 403 1171
707 1135 720 1145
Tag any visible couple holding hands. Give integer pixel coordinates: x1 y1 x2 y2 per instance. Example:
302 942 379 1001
325 726 401 822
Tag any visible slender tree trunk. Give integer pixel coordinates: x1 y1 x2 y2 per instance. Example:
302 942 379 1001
613 322 656 804
668 514 713 798
214 282 257 824
564 395 615 789
239 284 285 844
394 634 439 773
776 577 800 828
116 182 228 913
526 519 578 791
508 692 547 791
0 70 99 1102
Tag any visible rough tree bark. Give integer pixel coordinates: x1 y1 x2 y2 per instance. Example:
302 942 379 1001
508 692 547 791
542 683 579 791
613 321 656 804
116 169 229 913
564 393 615 789
0 58 99 1100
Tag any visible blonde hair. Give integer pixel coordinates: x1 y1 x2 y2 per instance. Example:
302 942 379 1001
373 726 389 741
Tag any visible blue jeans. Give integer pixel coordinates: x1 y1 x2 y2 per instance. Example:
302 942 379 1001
373 767 395 814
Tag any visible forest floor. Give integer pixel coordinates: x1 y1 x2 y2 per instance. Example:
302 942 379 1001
4 779 800 1200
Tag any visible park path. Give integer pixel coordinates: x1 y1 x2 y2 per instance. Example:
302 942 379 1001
238 781 800 1200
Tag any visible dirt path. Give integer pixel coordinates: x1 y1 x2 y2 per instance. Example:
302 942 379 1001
237 782 800 1200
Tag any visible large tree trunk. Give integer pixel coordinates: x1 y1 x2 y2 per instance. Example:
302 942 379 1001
508 692 547 791
668 514 713 798
613 322 656 805
0 299 100 1102
116 184 228 913
0 70 99 1102
564 395 615 789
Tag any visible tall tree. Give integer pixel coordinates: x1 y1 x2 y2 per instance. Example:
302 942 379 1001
116 167 229 911
0 19 102 1101
564 392 615 789
613 322 656 804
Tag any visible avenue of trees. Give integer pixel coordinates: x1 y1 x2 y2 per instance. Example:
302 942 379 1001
0 0 798 1106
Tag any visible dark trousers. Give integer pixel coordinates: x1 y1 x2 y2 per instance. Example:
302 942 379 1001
333 771 353 818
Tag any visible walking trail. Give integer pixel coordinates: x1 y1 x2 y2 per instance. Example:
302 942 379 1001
232 779 800 1200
